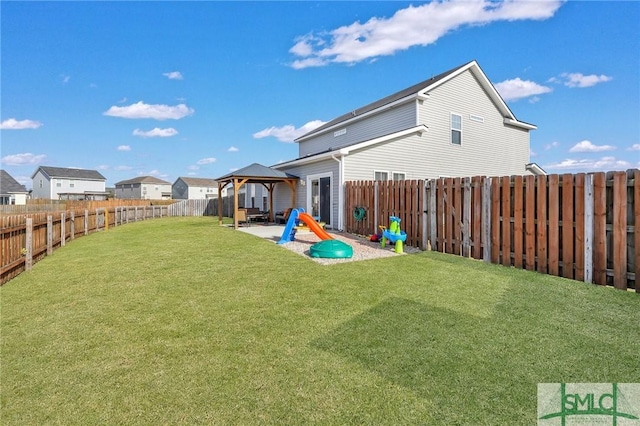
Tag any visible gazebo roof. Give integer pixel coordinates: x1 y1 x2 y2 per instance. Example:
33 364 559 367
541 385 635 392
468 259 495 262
215 163 298 185
214 163 298 228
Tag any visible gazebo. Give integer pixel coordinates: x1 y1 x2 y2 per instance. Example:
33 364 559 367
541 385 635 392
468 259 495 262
215 163 299 229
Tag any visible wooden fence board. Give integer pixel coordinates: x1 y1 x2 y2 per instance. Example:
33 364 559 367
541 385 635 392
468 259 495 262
537 175 548 274
562 174 575 279
548 175 560 276
501 176 511 267
612 172 627 289
513 175 524 268
593 173 607 285
525 175 536 271
574 174 585 281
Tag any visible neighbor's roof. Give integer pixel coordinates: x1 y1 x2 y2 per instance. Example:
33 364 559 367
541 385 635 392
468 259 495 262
295 60 535 142
114 176 171 186
1 170 28 194
215 163 298 182
176 177 219 187
32 166 106 181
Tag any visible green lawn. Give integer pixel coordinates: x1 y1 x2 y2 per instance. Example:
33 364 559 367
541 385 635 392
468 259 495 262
1 217 638 425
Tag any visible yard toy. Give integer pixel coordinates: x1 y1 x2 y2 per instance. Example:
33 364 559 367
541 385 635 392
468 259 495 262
309 240 353 259
381 216 407 254
277 208 333 244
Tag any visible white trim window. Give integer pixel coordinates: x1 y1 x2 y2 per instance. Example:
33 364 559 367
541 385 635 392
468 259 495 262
374 171 389 181
451 113 462 145
392 172 406 181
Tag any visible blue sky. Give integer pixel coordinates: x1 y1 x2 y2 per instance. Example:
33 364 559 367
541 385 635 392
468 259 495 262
1 0 638 189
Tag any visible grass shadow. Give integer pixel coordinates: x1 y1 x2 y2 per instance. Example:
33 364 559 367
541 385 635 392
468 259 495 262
311 296 637 424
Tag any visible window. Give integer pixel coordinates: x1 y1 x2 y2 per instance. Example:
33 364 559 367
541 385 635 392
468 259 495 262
374 171 388 181
56 181 62 188
451 113 462 145
70 180 75 188
392 172 406 181
40 179 43 188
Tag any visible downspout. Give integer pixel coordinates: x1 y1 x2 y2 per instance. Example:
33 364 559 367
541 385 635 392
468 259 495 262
331 151 346 231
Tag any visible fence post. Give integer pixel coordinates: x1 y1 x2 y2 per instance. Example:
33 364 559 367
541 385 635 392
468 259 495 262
462 178 471 257
584 174 594 283
25 218 33 271
84 209 89 235
47 215 53 255
105 208 109 231
482 177 491 262
70 211 75 240
61 213 66 247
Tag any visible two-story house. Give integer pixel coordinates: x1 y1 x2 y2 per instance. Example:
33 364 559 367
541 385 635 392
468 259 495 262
270 60 543 230
31 166 108 200
114 176 172 200
172 177 223 200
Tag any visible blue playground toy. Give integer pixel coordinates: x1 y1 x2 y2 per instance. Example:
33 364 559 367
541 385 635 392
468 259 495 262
381 216 407 254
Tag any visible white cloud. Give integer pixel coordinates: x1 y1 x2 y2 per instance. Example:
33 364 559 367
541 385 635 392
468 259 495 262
569 140 615 153
253 120 326 142
545 156 631 172
61 75 70 84
196 157 216 165
626 144 640 151
163 71 184 80
132 127 179 138
545 141 560 151
118 97 128 104
228 146 239 152
560 72 612 88
103 101 194 120
0 118 43 130
289 0 563 69
143 169 169 178
1 152 46 166
530 149 537 157
97 165 110 170
229 167 239 172
115 165 133 171
494 78 552 102
117 145 131 151
187 165 199 171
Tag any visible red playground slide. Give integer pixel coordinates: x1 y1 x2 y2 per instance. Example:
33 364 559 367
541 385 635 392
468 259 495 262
297 213 333 241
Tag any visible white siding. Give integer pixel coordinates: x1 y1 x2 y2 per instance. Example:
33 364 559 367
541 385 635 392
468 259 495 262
299 101 416 157
416 69 530 176
275 159 341 229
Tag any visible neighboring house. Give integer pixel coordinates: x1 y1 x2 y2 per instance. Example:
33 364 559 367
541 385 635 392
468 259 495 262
31 166 108 200
271 60 543 230
172 177 223 200
0 170 29 205
114 176 172 200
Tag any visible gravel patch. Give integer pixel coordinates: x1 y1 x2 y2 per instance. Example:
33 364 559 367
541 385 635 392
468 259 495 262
275 230 421 265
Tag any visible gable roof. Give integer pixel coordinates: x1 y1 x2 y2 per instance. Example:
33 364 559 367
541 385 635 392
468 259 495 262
1 170 28 194
296 60 535 143
32 166 106 181
176 177 219 187
114 176 171 186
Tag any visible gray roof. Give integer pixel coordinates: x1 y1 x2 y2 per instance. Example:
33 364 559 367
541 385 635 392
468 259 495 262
114 176 171 186
296 61 471 141
215 163 298 181
34 166 106 181
0 170 28 194
176 177 219 187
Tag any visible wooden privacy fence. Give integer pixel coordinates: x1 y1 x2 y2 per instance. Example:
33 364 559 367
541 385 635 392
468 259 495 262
0 204 186 285
345 170 638 291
